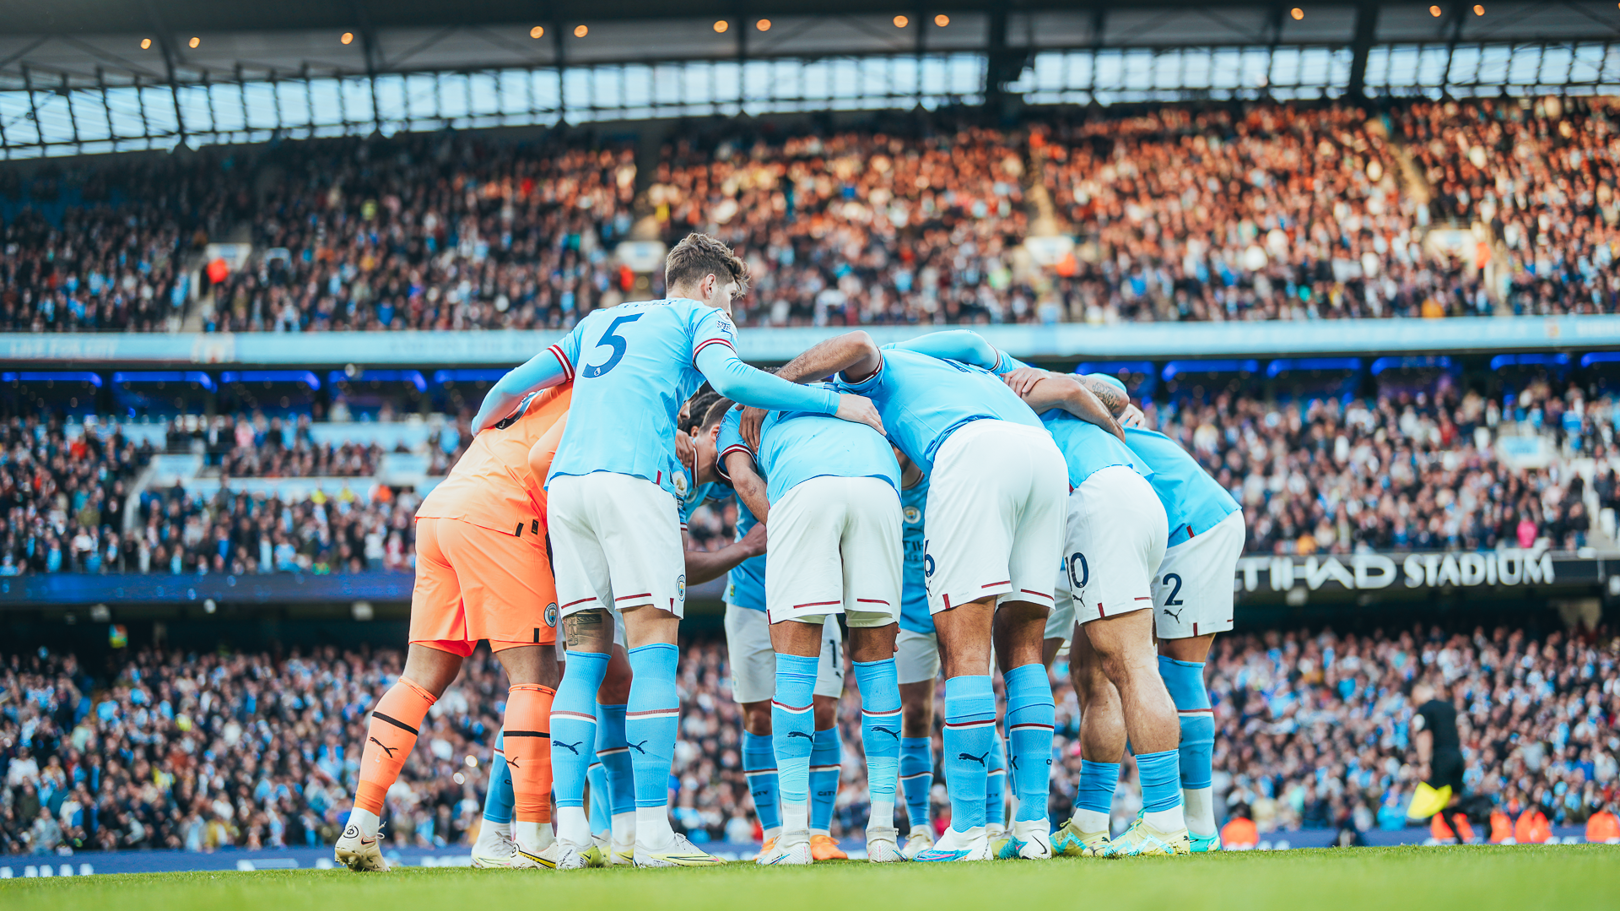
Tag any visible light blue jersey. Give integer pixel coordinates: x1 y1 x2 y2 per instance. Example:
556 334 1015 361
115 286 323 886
716 392 900 503
545 298 839 498
724 497 766 612
1041 411 1153 488
836 345 1041 473
897 474 932 634
1121 427 1241 547
680 481 724 526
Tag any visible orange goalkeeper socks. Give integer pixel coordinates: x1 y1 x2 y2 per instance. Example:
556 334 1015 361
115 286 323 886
505 683 556 824
354 676 436 815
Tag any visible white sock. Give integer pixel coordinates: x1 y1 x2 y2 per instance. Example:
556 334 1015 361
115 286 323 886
636 805 675 850
347 808 380 839
781 801 809 836
611 811 636 849
474 819 511 850
1144 806 1186 833
867 800 895 834
1183 787 1217 838
556 807 591 845
515 821 554 854
763 826 782 841
1074 809 1109 833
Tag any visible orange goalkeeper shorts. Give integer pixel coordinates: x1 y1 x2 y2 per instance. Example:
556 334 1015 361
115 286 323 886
409 517 559 656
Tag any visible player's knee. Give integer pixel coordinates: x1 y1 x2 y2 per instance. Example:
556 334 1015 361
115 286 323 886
743 701 773 736
812 696 838 730
901 700 931 737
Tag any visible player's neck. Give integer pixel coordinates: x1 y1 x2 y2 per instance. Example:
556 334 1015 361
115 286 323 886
668 284 729 315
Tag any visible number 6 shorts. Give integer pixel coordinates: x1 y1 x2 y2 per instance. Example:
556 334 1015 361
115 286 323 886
1047 464 1168 640
547 472 687 620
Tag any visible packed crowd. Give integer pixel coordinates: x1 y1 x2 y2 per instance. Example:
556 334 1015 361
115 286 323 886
1394 97 1619 317
0 418 152 576
163 413 387 480
1037 104 1473 322
5 98 1615 332
1141 380 1602 555
1 621 1612 854
128 484 417 576
650 124 1039 327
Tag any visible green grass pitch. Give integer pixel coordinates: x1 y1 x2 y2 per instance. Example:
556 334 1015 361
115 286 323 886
4 846 1617 911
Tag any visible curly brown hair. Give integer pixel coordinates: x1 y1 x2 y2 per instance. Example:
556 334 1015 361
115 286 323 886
665 233 750 297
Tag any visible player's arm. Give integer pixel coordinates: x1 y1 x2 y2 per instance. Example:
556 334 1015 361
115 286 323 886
684 521 766 585
891 329 1027 375
715 408 772 524
472 348 570 433
1414 727 1433 766
771 330 883 384
1078 373 1133 418
695 342 883 436
1003 369 1125 443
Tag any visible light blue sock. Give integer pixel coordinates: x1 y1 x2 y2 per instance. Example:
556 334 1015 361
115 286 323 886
1076 759 1119 829
551 650 609 810
1136 749 1184 815
941 675 995 832
587 761 610 834
985 735 1006 827
595 703 636 817
772 653 819 831
482 731 514 824
743 730 782 834
626 643 680 809
1159 656 1214 791
899 737 933 833
1004 662 1055 824
810 727 841 833
853 658 901 826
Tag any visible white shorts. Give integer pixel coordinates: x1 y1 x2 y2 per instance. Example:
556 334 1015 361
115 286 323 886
924 420 1068 614
548 472 687 620
1051 465 1168 630
725 604 844 703
895 628 940 685
1153 510 1246 639
765 476 902 628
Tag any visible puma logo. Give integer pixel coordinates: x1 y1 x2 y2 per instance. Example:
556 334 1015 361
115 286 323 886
555 741 583 755
787 731 814 741
368 737 397 758
958 751 988 767
628 740 650 754
1009 755 1019 771
872 726 899 740
1163 608 1184 623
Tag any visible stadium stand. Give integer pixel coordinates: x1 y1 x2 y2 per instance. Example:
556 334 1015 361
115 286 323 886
1 624 1614 854
3 97 1615 333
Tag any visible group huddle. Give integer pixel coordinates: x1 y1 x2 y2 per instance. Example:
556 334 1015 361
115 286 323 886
332 233 1244 872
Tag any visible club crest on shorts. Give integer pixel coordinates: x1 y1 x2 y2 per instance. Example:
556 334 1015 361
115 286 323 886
544 602 559 628
903 506 921 525
677 574 687 599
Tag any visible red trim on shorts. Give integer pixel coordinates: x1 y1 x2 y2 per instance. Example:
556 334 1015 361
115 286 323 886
560 596 597 609
1135 597 1152 601
794 600 842 610
615 592 653 602
855 598 889 605
1097 603 1107 618
1019 589 1053 601
981 580 1012 589
1193 622 1199 636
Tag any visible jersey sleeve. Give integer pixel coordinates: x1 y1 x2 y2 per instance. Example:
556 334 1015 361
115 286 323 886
689 304 741 365
891 329 1010 373
547 320 586 382
695 343 840 415
714 407 755 484
836 346 888 394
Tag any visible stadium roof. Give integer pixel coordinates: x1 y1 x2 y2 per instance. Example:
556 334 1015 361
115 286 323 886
5 1 1617 81
2 1 1617 159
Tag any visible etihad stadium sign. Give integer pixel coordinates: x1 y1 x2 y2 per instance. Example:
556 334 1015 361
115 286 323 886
1234 548 1571 593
